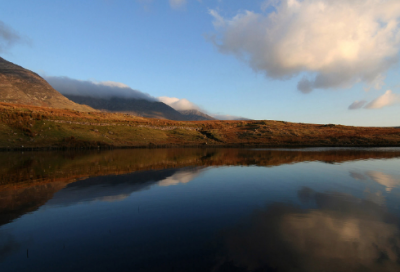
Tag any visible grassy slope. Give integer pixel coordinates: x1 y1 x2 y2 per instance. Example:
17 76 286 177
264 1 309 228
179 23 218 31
0 102 399 149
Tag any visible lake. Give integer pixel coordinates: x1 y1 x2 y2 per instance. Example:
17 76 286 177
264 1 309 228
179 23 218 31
1 148 400 271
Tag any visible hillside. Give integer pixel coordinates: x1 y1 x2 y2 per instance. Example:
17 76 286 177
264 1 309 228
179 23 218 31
0 102 399 149
178 109 215 121
65 95 186 120
0 57 93 112
65 95 214 121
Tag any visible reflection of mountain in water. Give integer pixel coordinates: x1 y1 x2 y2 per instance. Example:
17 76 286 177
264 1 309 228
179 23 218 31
219 188 400 272
1 148 400 229
47 167 204 206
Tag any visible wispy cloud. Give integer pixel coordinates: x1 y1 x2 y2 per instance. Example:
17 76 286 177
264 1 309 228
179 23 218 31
45 76 155 101
209 0 400 93
169 0 186 9
365 90 400 109
0 20 28 53
348 100 367 110
348 90 400 110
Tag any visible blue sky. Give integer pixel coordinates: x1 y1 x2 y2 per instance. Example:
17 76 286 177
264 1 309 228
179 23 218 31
1 0 400 126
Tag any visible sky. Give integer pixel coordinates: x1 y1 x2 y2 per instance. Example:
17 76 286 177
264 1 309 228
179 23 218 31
1 0 400 126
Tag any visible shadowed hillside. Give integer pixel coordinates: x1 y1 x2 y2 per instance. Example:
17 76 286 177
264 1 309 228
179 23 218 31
65 95 215 121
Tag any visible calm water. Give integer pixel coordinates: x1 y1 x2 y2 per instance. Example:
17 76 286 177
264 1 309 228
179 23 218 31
1 148 400 271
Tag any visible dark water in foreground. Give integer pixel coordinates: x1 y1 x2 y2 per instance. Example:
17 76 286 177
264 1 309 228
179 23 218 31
1 148 400 271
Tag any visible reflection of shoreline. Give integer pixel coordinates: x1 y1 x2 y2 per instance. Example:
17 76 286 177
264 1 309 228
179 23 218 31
2 148 400 188
218 188 400 271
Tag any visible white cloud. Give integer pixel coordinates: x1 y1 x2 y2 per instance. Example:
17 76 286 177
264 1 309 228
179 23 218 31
209 0 400 93
348 100 367 110
158 96 200 111
45 76 155 100
365 90 400 109
169 0 186 9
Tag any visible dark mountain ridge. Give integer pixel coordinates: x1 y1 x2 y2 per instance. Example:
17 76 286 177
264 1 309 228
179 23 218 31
178 109 215 121
65 95 214 121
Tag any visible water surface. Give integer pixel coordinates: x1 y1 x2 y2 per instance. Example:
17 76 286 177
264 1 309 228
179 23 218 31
1 148 400 271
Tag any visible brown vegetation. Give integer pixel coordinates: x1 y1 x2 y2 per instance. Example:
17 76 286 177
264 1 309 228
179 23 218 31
0 102 399 149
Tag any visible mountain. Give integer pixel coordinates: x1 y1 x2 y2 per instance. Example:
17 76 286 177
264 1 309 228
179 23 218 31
65 95 213 121
0 57 93 111
178 109 215 121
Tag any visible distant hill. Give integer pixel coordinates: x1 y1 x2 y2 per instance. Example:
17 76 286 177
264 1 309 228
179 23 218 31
65 95 213 121
178 109 215 121
0 57 93 111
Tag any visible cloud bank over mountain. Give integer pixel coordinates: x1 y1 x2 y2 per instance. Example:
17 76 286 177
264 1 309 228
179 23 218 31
210 114 250 121
46 76 249 120
158 96 250 120
45 76 156 101
158 96 200 111
209 0 400 93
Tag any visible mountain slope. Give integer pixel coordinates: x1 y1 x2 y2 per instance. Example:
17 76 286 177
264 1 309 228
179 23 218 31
0 57 93 111
65 95 213 121
178 109 215 121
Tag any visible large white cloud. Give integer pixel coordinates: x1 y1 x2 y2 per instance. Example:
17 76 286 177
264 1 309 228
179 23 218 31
209 0 400 93
45 76 156 101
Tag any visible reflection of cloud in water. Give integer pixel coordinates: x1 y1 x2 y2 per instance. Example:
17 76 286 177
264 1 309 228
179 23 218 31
96 194 130 203
158 168 204 187
349 171 368 181
366 171 400 192
219 188 400 272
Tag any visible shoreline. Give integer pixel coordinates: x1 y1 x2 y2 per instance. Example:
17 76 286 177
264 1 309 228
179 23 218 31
2 143 400 152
